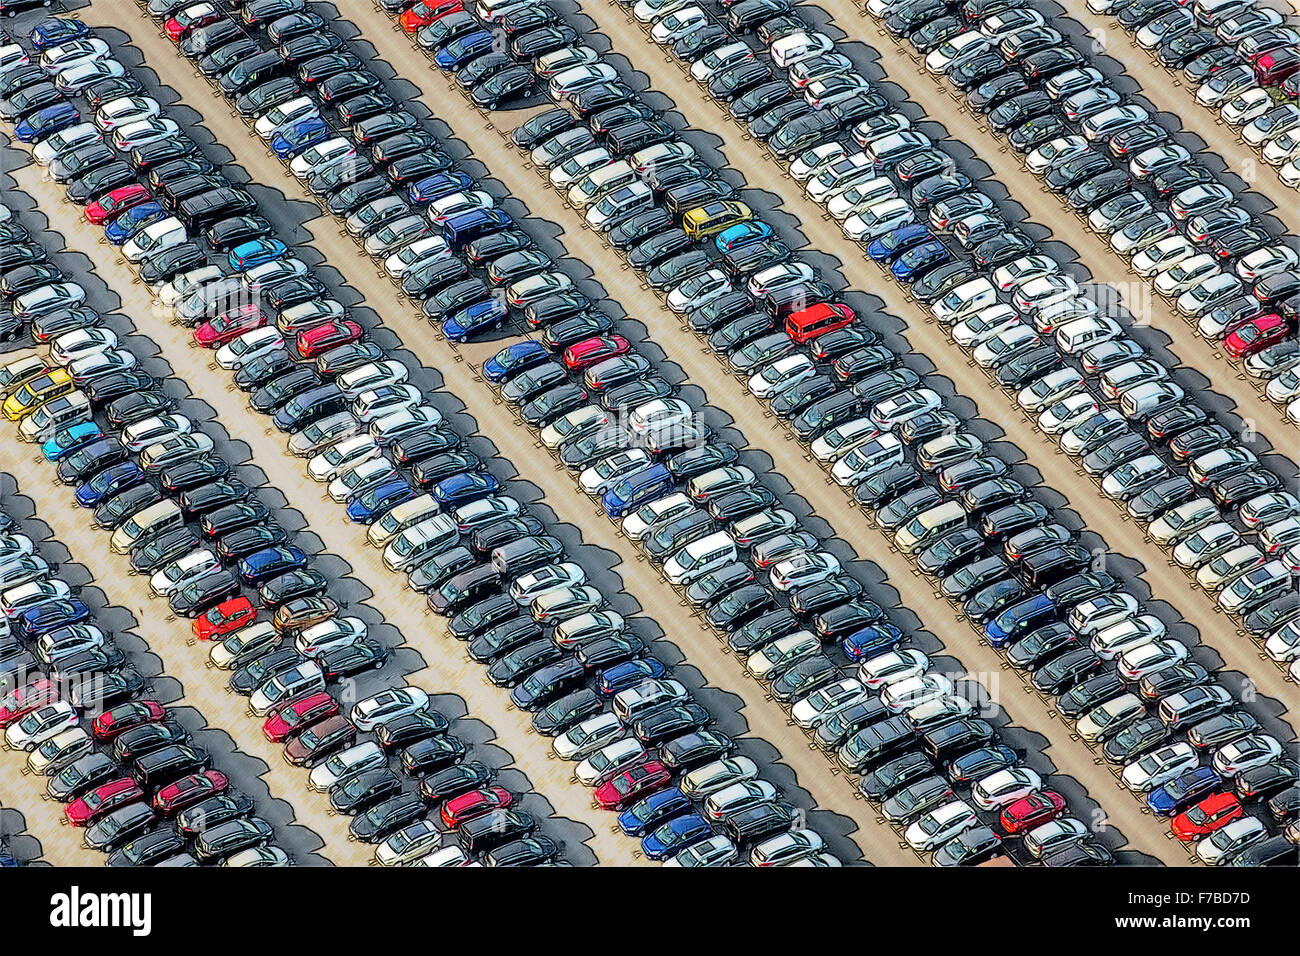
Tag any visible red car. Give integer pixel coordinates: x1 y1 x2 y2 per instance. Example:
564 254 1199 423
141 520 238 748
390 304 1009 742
192 597 256 641
85 184 150 225
1223 313 1288 358
563 334 631 371
152 770 229 815
65 778 144 827
91 700 167 741
399 0 464 31
296 319 363 358
0 679 59 727
1171 792 1243 841
193 304 268 348
165 5 224 41
263 691 339 743
999 790 1066 834
593 760 672 809
441 786 513 828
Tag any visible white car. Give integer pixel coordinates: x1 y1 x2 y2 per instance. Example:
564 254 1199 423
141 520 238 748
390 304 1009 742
1017 368 1085 413
789 142 848 182
375 820 443 866
750 354 816 399
1091 614 1166 659
576 737 650 788
295 617 367 659
49 327 117 366
1076 693 1145 742
971 768 1042 810
1235 245 1299 283
1121 742 1198 792
971 323 1039 366
679 756 760 798
308 742 385 792
149 549 220 598
1116 640 1188 681
992 254 1058 293
1220 87 1272 126
249 662 324 717
809 418 881 462
580 449 652 497
951 306 1021 349
770 31 834 68
649 6 708 44
1264 619 1300 663
632 0 691 23
1172 522 1241 569
1132 235 1195 278
881 674 954 712
4 702 78 751
111 117 180 152
548 62 618 97
925 32 989 74
857 649 928 689
509 563 585 603
665 269 730 313
307 435 381 483
215 327 284 370
1023 818 1091 858
749 828 824 866
94 95 160 132
1196 817 1268 865
770 550 842 592
702 781 778 820
350 687 430 731
689 42 753 82
1211 734 1283 777
1037 393 1100 435
904 800 979 851
747 631 822 680
791 678 871 728
290 137 354 178
553 713 625 761
1196 545 1266 592
39 38 111 75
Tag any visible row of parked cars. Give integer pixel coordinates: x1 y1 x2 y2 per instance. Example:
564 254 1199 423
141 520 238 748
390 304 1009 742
1088 0 1300 182
0 492 286 867
0 14 562 867
865 0 1300 412
385 0 1125 864
601 0 1298 861
134 0 831 866
844 0 1300 664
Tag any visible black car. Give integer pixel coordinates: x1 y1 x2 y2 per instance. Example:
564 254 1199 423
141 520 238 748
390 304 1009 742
374 711 451 751
348 793 425 843
400 734 467 776
418 761 493 804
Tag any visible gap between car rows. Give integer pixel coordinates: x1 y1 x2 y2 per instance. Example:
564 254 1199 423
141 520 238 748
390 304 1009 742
280 0 1195 863
100 0 927 866
8 151 634 866
561 0 1299 728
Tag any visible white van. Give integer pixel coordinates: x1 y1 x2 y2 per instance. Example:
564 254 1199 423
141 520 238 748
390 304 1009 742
568 161 636 208
931 278 997 324
110 500 183 555
894 500 967 553
382 514 460 572
367 494 442 548
664 531 738 585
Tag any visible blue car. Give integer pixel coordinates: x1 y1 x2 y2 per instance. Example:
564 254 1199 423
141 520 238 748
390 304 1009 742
442 298 507 342
42 421 103 461
237 545 308 585
434 30 496 71
865 223 931 262
618 788 690 837
1147 766 1222 817
408 171 475 206
985 594 1057 648
483 340 548 383
441 208 512 248
228 238 288 272
602 464 674 519
17 599 90 641
891 239 950 281
714 221 773 253
641 813 713 861
597 658 667 696
31 17 89 50
431 471 500 509
841 623 904 662
75 462 145 508
270 118 330 159
346 479 416 524
15 103 80 144
104 202 166 245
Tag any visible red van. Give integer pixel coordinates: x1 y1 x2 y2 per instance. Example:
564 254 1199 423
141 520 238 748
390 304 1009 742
786 302 854 344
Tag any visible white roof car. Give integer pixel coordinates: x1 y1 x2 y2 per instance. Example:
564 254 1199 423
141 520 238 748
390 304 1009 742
1211 734 1283 778
308 742 385 792
1023 818 1090 858
509 562 586 604
971 768 1042 810
295 617 367 659
1017 368 1085 413
649 6 708 44
148 548 219 598
747 630 822 680
791 677 871 728
4 701 78 751
905 800 979 850
680 756 760 798
809 418 882 462
1171 522 1242 569
1121 742 1198 792
1076 693 1145 742
622 492 693 541
750 354 816 400
49 327 117 366
770 31 835 68
1195 544 1265 592
689 42 753 82
308 435 381 483
375 820 443 866
881 674 954 712
1038 392 1101 435
789 142 848 182
857 649 929 689
951 305 1022 349
575 736 648 787
553 712 625 761
94 95 161 132
350 687 430 731
581 450 653 497
1132 235 1195 278
1196 816 1268 865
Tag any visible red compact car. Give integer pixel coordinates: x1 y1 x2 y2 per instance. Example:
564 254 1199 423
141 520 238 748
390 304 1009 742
999 790 1066 834
297 319 363 358
399 0 464 31
786 302 853 345
1171 792 1243 841
441 786 513 829
593 760 672 809
263 691 339 743
85 184 150 225
192 597 256 641
165 5 224 41
193 304 268 349
563 334 630 371
91 700 166 741
65 778 144 827
1223 313 1288 358
153 770 230 815
0 679 59 727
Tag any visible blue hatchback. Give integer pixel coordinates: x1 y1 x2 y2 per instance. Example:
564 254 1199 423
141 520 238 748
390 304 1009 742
618 788 690 837
434 30 496 71
641 813 713 861
15 102 79 143
75 462 145 507
31 17 89 50
985 594 1057 647
346 479 416 524
483 340 548 382
602 464 674 519
104 202 166 245
597 658 667 696
1147 766 1221 817
270 118 329 159
442 298 507 342
714 221 773 253
228 238 288 272
17 599 90 641
408 171 475 206
42 421 103 461
841 623 904 662
891 239 951 282
431 471 500 509
237 545 308 585
865 223 931 262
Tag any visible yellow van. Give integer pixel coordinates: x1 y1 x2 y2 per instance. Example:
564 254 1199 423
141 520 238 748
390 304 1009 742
682 200 752 239
2 368 74 421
